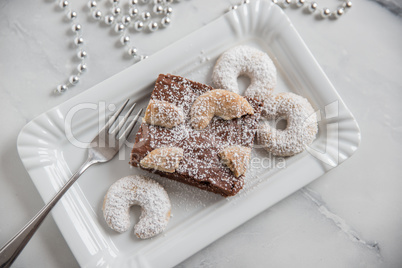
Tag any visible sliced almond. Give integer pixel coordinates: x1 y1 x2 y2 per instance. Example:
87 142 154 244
143 100 184 128
190 89 254 130
140 147 184 173
219 145 252 177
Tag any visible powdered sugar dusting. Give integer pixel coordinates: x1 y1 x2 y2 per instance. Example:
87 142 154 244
103 175 171 239
212 45 277 100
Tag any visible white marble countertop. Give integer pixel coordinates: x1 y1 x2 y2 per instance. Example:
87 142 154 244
1 0 401 267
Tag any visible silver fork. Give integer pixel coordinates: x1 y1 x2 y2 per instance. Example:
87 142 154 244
0 99 142 268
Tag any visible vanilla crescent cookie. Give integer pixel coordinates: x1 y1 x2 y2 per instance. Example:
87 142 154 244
212 45 277 100
257 92 318 156
190 89 254 130
103 175 171 239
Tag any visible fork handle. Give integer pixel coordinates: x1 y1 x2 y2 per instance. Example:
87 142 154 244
0 158 96 268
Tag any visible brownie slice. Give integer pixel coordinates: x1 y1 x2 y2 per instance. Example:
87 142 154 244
130 74 262 197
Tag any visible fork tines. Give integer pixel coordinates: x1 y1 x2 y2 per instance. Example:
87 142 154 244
106 99 143 142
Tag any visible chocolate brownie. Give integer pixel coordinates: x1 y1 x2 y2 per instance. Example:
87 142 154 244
130 74 262 197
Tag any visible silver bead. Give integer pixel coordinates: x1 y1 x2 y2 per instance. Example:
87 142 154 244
112 6 121 16
110 0 119 3
114 23 125 32
322 8 331 17
71 24 82 32
67 10 77 20
161 16 171 27
165 6 173 15
282 0 291 8
154 0 163 4
92 10 102 20
140 55 148 61
87 1 97 9
272 0 278 4
228 5 237 11
307 2 317 12
56 84 68 93
141 11 151 20
153 5 164 14
242 0 250 4
59 0 69 9
148 21 158 32
344 1 352 8
104 15 115 25
122 15 131 25
77 50 87 59
134 20 144 31
129 7 139 17
77 63 87 73
296 0 305 7
120 35 130 45
69 75 79 85
335 7 344 17
128 47 138 56
131 0 139 5
74 37 84 45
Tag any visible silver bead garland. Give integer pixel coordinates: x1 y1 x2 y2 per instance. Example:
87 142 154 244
274 0 352 19
54 0 88 94
230 0 352 19
51 0 180 94
88 0 177 63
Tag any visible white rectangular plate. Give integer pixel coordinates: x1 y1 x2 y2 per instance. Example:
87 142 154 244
17 1 360 267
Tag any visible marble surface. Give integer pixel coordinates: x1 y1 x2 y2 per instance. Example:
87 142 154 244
0 0 401 267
